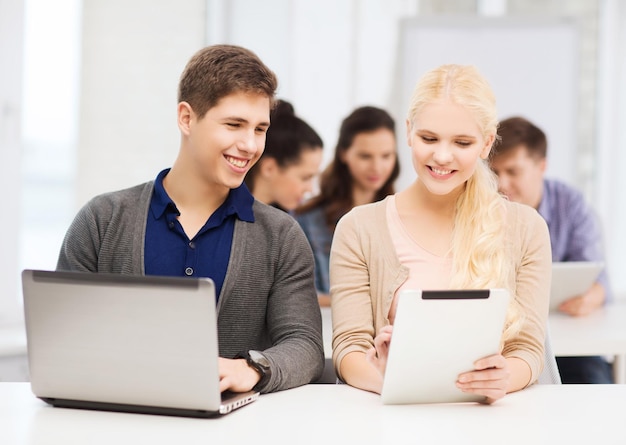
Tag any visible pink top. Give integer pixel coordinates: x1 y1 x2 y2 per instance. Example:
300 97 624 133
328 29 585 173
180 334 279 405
386 195 452 322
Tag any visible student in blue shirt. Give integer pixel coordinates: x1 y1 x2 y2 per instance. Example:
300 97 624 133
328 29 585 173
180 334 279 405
56 44 325 393
489 116 613 384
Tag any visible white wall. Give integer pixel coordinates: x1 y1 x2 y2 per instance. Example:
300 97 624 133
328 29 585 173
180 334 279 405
76 0 207 206
596 0 626 297
0 0 24 322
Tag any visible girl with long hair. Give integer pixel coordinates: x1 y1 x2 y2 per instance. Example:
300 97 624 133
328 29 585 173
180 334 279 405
330 65 551 403
295 106 399 306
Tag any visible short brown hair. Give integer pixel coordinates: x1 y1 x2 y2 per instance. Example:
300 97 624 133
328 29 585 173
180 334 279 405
177 44 278 119
493 116 547 160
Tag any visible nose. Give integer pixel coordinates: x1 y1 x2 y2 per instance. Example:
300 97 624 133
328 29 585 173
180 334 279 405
372 157 386 175
496 173 510 193
432 143 453 164
303 179 314 194
238 130 261 155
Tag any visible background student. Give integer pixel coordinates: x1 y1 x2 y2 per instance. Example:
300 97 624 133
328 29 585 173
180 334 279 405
330 64 551 403
295 106 399 307
56 44 325 394
245 99 324 212
489 116 613 384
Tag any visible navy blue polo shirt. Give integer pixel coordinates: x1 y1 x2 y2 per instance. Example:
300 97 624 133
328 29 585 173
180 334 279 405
144 169 255 300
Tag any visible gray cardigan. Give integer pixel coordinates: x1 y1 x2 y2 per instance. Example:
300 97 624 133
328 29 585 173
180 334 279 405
57 181 325 392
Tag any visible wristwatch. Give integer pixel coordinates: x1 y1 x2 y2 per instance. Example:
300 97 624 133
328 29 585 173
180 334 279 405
237 350 271 390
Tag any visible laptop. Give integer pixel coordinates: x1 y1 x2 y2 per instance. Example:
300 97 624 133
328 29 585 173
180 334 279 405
381 289 509 405
21 269 259 417
549 261 604 312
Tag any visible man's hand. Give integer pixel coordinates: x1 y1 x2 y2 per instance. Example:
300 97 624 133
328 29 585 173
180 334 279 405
559 282 606 316
218 357 261 393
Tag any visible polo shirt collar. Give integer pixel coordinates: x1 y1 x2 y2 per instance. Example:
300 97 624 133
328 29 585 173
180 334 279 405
151 168 176 219
150 168 255 223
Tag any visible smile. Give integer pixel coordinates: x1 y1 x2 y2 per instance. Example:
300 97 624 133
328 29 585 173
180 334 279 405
429 166 453 176
225 155 249 168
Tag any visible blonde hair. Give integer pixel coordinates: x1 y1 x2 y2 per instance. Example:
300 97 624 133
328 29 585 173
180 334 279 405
407 64 521 342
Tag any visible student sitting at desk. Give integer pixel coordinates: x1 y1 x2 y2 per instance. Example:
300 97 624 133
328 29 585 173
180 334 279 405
489 116 613 384
330 64 551 403
56 44 325 394
295 106 399 307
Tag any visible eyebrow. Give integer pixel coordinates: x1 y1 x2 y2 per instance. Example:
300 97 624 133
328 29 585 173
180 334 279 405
416 129 477 139
222 116 270 128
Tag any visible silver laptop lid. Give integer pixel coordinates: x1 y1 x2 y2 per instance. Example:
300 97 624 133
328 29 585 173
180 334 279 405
22 269 223 412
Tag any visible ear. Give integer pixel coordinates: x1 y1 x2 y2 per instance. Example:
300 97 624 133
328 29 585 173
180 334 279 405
259 157 279 178
538 157 547 173
480 133 495 160
405 119 413 147
177 102 194 135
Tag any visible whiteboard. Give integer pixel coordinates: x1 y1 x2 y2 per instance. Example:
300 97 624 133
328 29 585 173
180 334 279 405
393 17 580 190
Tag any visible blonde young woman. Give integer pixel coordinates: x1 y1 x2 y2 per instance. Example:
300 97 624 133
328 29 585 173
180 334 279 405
330 64 551 403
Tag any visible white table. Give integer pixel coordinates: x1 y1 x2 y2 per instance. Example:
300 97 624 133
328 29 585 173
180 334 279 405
549 301 626 383
0 322 29 382
3 382 625 445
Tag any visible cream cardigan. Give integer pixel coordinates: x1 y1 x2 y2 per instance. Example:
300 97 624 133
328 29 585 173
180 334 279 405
330 195 552 386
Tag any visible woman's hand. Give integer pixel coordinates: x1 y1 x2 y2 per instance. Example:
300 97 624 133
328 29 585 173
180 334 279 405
456 353 511 404
365 325 393 377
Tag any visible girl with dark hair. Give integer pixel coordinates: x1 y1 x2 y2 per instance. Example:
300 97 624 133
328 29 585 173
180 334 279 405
245 100 323 211
295 106 400 306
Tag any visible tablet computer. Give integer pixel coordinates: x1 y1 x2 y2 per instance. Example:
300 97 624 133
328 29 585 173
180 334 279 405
549 261 603 312
381 288 509 405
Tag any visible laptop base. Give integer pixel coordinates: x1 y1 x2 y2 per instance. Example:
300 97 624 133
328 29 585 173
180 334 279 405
40 391 259 418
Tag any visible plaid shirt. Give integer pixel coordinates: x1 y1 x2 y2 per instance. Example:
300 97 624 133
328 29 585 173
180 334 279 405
538 178 612 302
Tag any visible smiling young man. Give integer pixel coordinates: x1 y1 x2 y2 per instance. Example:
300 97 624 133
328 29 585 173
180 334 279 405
489 116 613 384
57 45 325 393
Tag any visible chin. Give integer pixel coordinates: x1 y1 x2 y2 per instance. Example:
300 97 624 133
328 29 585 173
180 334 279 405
224 178 245 190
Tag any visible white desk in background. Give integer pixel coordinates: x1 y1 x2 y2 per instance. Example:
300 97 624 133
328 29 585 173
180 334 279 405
4 382 626 445
549 301 626 384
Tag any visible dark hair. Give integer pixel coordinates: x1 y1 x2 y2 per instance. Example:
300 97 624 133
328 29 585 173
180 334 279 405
492 116 547 160
244 100 323 190
296 106 399 232
178 44 278 119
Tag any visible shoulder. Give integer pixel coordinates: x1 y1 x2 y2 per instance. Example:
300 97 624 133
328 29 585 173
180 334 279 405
502 199 549 245
294 204 324 224
502 199 545 227
544 178 580 194
85 182 153 210
502 198 537 219
335 197 389 236
340 197 388 223
246 201 313 263
543 178 593 219
251 200 301 232
544 178 586 204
